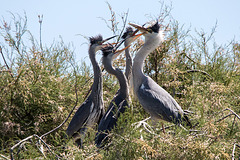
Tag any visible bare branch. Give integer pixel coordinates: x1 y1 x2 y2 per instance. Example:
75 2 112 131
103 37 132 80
216 113 233 122
182 69 213 80
0 46 14 78
216 108 240 122
232 143 240 160
0 154 10 160
10 134 60 160
116 10 129 44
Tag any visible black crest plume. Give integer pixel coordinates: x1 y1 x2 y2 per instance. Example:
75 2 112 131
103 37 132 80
101 45 114 57
90 35 103 45
149 22 160 33
122 27 133 39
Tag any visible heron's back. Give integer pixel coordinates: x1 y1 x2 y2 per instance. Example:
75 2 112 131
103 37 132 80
136 76 184 124
66 95 104 137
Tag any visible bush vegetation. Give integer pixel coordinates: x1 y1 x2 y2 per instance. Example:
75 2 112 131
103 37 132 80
0 5 239 160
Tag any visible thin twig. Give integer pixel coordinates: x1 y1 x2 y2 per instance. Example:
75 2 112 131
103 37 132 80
10 134 59 160
232 143 240 160
116 10 129 44
0 154 10 160
183 69 213 80
216 113 233 122
179 52 198 64
34 134 60 159
216 108 240 122
10 135 33 159
0 46 14 78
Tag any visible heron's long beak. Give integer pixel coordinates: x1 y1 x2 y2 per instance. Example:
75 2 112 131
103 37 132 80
129 23 148 33
132 33 143 41
113 45 131 59
130 29 143 40
101 35 118 44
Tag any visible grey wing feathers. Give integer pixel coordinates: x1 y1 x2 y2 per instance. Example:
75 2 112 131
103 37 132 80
66 98 92 137
95 96 128 147
137 77 183 123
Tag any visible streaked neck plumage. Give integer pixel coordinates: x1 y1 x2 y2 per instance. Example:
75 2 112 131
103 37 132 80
89 45 103 95
132 32 164 92
124 40 132 84
103 57 128 98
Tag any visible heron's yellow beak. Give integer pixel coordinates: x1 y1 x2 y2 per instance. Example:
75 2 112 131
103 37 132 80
132 33 143 40
113 45 131 59
129 23 148 33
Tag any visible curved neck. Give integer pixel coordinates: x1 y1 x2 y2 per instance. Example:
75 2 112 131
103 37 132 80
89 46 102 93
124 41 132 84
132 38 159 89
103 58 128 98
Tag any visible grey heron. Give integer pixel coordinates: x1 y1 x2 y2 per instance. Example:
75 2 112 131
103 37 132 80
66 35 116 147
121 27 139 84
95 32 140 147
129 22 192 128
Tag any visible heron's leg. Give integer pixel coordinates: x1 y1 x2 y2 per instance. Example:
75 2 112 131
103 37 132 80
161 122 166 134
75 138 83 148
151 117 165 134
72 128 88 148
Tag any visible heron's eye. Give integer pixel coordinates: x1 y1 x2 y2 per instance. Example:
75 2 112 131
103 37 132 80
147 28 153 33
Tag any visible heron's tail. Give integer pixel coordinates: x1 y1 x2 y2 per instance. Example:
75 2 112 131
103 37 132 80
182 114 192 128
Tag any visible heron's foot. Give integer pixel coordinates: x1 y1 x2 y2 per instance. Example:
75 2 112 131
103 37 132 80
132 117 156 135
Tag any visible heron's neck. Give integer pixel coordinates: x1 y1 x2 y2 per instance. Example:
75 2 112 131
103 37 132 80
132 39 159 90
104 60 128 98
124 41 132 84
89 46 102 94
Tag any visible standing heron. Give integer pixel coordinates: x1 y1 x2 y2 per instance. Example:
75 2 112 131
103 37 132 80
66 35 116 147
121 27 139 84
95 38 135 147
129 22 192 128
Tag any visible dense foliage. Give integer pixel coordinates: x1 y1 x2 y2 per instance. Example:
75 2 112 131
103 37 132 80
0 10 239 159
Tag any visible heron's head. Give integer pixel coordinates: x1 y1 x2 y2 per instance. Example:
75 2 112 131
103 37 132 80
89 35 117 52
122 27 141 44
101 44 114 58
129 21 164 42
101 39 130 61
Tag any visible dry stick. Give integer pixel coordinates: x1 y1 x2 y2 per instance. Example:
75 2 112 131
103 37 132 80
184 69 213 80
231 116 236 132
116 10 129 44
0 154 10 160
216 113 233 122
16 141 29 156
0 46 14 78
10 134 59 160
180 52 198 64
232 143 240 160
34 134 60 159
216 108 240 122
